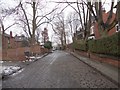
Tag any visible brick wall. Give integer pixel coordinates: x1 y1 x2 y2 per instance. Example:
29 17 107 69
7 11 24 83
2 45 48 61
90 53 120 68
2 35 9 49
30 45 41 54
5 47 29 61
75 50 120 68
75 50 88 57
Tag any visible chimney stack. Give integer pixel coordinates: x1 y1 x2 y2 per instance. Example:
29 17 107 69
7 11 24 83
10 31 12 38
102 8 106 12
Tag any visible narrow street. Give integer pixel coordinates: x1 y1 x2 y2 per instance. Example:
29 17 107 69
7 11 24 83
2 51 118 88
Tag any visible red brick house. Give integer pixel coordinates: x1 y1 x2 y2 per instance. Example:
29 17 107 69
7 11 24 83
0 30 28 60
2 31 15 49
89 11 118 39
1 30 28 50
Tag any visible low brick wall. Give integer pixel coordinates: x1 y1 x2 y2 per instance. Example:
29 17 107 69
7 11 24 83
90 53 120 68
6 47 29 61
30 45 41 54
74 50 120 68
75 50 88 57
2 45 48 61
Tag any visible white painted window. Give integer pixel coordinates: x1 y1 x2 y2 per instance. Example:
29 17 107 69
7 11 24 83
90 26 94 35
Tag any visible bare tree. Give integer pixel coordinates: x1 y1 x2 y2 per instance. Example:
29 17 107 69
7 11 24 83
66 12 80 42
52 13 67 49
15 0 57 45
55 0 90 40
35 27 42 44
0 8 17 34
55 0 118 38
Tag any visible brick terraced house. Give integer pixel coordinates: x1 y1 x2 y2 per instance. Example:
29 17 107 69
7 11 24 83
74 10 119 40
0 28 48 61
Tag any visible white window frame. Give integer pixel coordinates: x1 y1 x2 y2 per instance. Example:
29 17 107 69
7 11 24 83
90 25 94 35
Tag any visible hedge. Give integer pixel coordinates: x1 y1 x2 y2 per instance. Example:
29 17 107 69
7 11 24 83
88 32 120 56
72 40 88 51
44 41 52 49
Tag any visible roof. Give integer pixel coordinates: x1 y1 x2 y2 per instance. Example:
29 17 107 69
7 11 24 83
4 33 10 37
15 35 27 42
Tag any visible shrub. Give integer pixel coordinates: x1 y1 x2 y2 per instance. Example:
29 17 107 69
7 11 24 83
44 41 52 49
21 39 29 47
72 40 88 51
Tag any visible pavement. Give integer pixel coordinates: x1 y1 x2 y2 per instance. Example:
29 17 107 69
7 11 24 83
70 51 119 86
2 51 118 88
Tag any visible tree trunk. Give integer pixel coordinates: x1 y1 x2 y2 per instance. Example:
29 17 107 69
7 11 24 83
60 36 64 49
63 26 66 49
31 2 36 45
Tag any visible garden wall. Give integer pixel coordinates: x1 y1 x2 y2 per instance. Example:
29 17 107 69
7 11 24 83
2 45 48 61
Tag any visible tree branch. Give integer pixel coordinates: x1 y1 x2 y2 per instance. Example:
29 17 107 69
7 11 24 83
20 2 32 37
4 23 16 31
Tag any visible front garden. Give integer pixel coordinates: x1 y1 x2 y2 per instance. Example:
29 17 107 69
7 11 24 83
72 32 120 57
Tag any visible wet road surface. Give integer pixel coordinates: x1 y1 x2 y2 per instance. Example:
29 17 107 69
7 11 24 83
2 51 118 88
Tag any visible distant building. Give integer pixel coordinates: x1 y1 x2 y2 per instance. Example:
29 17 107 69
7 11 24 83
41 28 49 44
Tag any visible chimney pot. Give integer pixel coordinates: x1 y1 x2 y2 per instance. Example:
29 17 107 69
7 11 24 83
10 31 12 38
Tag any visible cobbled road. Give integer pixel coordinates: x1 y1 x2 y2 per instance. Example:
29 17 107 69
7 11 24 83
2 51 118 88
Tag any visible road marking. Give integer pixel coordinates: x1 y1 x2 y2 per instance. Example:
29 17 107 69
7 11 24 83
50 54 57 65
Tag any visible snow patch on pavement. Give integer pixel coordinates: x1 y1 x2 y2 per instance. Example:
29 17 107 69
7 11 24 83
25 54 46 62
1 66 21 77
